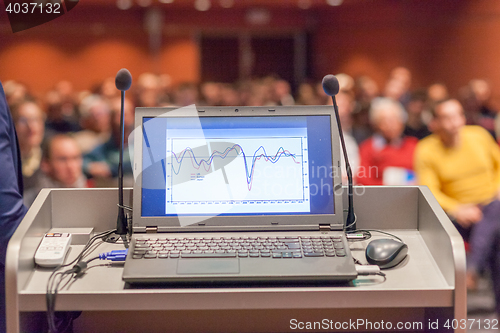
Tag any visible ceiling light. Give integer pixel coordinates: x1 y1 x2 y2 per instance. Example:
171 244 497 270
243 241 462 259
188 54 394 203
117 0 132 10
326 0 343 6
246 8 271 25
195 0 211 11
159 0 174 3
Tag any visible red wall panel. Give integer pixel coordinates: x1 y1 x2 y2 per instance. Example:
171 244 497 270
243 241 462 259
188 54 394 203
0 0 500 106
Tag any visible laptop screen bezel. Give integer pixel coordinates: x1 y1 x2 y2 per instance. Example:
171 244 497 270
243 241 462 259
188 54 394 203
132 106 344 232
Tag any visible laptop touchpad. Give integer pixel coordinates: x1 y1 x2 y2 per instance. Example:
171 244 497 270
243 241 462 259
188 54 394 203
177 259 240 274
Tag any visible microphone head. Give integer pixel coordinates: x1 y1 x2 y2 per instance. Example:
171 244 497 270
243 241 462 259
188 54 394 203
115 68 132 91
322 74 340 96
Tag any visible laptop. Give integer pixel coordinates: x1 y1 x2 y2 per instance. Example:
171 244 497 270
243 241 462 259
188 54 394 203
122 105 358 285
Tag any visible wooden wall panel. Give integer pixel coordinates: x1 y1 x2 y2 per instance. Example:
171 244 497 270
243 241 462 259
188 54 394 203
0 0 499 106
312 0 500 105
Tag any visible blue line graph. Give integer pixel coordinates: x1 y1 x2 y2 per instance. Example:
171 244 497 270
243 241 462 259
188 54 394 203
171 144 301 191
166 135 310 214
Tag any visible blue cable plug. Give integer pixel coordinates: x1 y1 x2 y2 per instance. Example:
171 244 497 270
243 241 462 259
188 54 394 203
99 249 128 261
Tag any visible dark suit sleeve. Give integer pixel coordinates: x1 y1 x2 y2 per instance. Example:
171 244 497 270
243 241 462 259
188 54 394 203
0 81 27 266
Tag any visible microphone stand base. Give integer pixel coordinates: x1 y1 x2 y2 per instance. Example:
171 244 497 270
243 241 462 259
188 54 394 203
104 233 130 249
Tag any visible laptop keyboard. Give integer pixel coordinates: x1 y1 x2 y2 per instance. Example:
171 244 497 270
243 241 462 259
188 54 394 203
131 235 347 259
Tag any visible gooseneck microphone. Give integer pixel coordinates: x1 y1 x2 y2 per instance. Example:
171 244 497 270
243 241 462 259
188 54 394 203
109 68 132 247
322 74 356 231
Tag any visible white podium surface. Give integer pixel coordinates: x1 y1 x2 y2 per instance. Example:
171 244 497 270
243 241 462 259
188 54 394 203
6 186 466 333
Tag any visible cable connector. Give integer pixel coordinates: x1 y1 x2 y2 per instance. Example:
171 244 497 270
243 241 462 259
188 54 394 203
346 233 365 240
355 264 382 275
99 249 128 261
69 261 88 275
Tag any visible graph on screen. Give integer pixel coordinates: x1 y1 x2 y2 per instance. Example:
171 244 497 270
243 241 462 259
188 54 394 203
165 131 310 215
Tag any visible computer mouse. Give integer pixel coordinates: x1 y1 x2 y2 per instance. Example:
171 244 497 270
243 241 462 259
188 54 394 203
365 238 408 269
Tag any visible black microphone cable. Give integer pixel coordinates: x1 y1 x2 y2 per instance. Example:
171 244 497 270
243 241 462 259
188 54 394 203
45 229 115 332
46 258 99 333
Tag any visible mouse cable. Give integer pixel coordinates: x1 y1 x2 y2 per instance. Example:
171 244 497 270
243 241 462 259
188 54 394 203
354 265 387 284
375 271 387 282
346 229 404 243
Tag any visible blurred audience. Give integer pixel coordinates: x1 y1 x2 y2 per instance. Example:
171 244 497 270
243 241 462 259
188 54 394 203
74 94 112 154
357 97 418 185
460 79 498 138
5 67 500 197
83 96 135 186
24 134 88 206
315 81 329 106
44 82 80 135
158 73 173 103
385 66 412 107
334 90 360 184
3 80 30 106
99 76 120 101
296 81 319 105
172 82 199 107
135 72 162 107
5 67 500 317
220 83 240 106
11 99 46 192
427 82 449 106
414 98 500 314
352 75 379 144
403 90 432 140
200 82 222 106
273 79 295 106
335 73 355 93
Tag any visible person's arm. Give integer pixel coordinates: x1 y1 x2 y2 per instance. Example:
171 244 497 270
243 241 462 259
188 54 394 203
83 145 112 179
0 82 27 265
414 142 463 212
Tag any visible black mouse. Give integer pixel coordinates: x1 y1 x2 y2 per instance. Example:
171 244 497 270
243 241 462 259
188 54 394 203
365 239 408 269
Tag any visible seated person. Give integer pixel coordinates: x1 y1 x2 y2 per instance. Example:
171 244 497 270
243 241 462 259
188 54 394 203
333 90 359 184
10 99 46 192
44 83 80 135
74 94 111 154
415 98 500 313
83 96 134 186
357 97 418 185
464 79 497 139
24 134 88 206
403 90 432 140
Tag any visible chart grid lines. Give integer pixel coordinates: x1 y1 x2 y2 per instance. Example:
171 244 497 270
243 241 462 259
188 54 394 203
166 136 309 210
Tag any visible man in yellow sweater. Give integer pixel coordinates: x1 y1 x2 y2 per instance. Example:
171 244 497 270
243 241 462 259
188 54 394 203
415 98 500 313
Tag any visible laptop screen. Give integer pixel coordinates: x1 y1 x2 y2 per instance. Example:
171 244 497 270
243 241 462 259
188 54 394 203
139 114 336 218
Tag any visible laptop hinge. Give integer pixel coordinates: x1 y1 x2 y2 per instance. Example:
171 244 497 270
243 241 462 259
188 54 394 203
146 226 158 233
319 224 333 231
